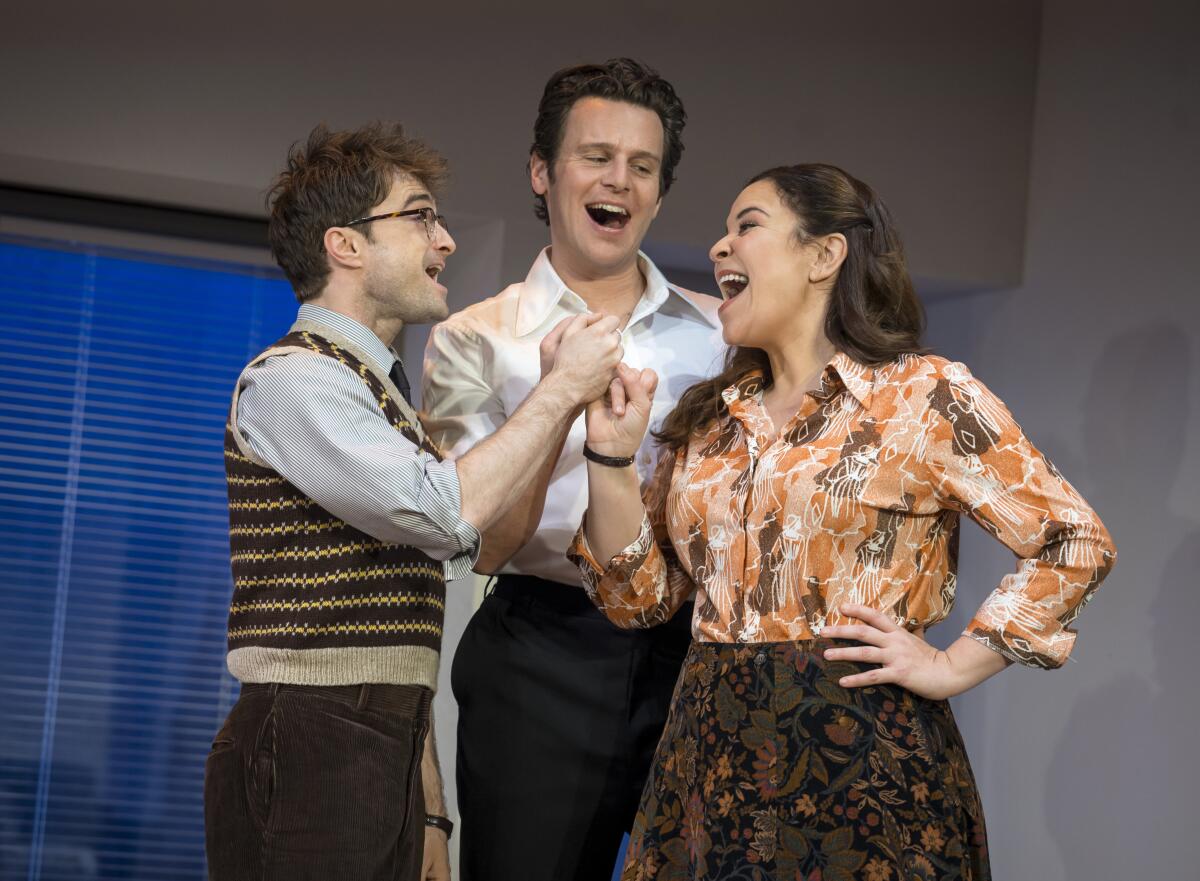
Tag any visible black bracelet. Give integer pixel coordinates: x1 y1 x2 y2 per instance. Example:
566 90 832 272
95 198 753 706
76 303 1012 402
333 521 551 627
583 444 635 468
425 814 454 838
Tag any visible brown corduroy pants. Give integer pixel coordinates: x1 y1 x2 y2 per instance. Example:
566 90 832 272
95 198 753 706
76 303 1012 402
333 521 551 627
204 682 431 881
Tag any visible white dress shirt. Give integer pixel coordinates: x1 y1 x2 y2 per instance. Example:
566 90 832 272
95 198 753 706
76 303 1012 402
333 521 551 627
422 248 724 585
236 304 480 581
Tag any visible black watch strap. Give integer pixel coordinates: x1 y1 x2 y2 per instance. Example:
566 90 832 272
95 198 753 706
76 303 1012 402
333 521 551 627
583 444 635 468
425 814 454 838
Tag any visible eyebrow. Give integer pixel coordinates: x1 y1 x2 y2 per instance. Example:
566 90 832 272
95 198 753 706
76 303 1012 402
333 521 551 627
735 206 768 220
401 191 434 209
576 142 662 162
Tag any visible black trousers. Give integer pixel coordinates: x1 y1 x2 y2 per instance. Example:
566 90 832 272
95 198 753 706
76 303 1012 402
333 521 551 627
204 681 431 881
452 574 692 881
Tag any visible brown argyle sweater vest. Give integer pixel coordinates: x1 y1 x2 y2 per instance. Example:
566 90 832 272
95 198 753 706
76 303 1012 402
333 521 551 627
223 322 445 688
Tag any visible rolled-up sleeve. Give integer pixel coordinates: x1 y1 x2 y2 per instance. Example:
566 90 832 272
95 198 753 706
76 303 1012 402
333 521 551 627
567 447 696 629
236 352 480 573
923 361 1116 668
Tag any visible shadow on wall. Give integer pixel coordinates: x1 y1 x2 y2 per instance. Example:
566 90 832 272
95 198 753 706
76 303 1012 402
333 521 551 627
1043 324 1197 879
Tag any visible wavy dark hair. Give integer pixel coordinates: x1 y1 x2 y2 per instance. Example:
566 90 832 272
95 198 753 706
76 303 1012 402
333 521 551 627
654 163 927 451
529 57 687 224
267 122 449 302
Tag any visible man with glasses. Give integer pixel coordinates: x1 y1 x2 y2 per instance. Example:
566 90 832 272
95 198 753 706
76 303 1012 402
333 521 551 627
423 59 723 881
205 122 625 881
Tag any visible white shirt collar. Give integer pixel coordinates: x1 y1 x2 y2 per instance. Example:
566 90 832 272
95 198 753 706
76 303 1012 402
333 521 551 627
514 247 719 337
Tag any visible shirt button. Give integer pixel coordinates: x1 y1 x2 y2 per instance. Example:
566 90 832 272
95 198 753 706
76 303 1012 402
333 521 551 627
754 651 768 667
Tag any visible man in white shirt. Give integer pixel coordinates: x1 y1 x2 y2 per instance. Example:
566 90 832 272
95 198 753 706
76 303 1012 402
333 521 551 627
422 59 723 881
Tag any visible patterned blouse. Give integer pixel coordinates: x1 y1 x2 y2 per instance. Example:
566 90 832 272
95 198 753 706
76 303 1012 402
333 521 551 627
569 353 1116 669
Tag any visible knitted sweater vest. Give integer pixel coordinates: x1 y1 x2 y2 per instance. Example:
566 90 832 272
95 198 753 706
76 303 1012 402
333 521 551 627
223 322 445 688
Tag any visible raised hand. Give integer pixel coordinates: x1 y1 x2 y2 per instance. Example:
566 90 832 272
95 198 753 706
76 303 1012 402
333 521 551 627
586 362 658 459
539 312 594 379
545 314 623 406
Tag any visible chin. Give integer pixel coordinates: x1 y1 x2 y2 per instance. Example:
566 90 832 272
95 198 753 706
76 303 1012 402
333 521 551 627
718 315 744 347
403 300 449 327
583 231 642 263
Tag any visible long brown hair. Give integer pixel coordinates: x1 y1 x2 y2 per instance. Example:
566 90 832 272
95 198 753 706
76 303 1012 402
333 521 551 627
654 163 926 451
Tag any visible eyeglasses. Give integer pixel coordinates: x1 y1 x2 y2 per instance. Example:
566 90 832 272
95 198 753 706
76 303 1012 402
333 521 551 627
344 207 449 241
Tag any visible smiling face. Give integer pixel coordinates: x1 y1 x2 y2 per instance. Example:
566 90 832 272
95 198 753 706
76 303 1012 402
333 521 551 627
359 173 456 325
709 179 825 350
530 97 664 276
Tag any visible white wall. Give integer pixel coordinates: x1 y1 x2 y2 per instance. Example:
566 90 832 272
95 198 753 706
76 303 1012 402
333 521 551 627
924 1 1199 877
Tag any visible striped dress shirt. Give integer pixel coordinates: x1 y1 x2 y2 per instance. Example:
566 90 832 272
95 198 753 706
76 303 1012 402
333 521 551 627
236 304 479 581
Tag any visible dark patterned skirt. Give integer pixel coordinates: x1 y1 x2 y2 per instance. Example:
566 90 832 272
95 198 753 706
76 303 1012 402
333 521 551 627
622 640 990 881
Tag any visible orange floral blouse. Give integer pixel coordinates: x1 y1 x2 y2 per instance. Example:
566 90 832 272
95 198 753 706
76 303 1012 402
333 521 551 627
569 353 1116 669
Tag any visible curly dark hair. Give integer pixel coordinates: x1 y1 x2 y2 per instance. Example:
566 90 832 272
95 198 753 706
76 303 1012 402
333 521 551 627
266 122 449 302
529 58 686 224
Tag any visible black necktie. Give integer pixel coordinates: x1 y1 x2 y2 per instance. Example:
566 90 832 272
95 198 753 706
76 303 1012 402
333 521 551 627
389 360 412 405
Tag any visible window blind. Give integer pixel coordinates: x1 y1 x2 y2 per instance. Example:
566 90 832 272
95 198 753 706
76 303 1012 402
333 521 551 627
0 236 296 880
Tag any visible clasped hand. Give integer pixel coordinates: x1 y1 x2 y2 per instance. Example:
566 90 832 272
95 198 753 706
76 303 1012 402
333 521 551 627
585 363 658 458
539 312 626 406
540 313 659 454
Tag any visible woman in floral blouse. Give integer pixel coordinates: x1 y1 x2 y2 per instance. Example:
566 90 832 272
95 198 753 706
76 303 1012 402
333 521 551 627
569 163 1115 880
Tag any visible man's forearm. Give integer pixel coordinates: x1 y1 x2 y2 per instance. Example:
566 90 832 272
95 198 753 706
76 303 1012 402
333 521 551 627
421 713 446 817
456 374 578 533
474 413 576 573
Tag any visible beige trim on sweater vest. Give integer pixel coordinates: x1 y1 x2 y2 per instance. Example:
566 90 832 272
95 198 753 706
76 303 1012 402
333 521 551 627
289 318 433 448
228 644 440 691
226 343 317 467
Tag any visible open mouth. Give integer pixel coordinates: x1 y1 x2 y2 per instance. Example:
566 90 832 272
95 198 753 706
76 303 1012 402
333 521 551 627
718 272 749 300
585 202 631 230
425 265 443 282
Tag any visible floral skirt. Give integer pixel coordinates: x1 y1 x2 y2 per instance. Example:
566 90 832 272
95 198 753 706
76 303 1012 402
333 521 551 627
622 640 990 881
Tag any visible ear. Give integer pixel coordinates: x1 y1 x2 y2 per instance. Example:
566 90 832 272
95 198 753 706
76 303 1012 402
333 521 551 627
809 233 848 284
530 152 550 196
323 225 366 271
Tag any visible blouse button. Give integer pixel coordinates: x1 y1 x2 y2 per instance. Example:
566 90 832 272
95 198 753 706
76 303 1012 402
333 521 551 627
753 651 768 667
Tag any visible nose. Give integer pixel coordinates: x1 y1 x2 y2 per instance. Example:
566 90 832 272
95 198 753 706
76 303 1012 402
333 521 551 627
601 159 631 192
435 224 456 256
709 233 732 263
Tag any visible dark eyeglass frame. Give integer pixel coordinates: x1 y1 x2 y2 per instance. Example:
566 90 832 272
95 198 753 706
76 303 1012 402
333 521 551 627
344 207 449 240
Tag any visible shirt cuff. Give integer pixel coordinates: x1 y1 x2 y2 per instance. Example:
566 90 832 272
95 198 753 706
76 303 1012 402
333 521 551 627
418 456 482 573
963 608 1077 670
443 553 478 583
568 513 654 574
567 514 654 603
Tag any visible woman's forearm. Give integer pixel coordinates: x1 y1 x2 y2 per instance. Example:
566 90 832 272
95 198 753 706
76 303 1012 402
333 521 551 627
942 634 1011 696
584 460 647 564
